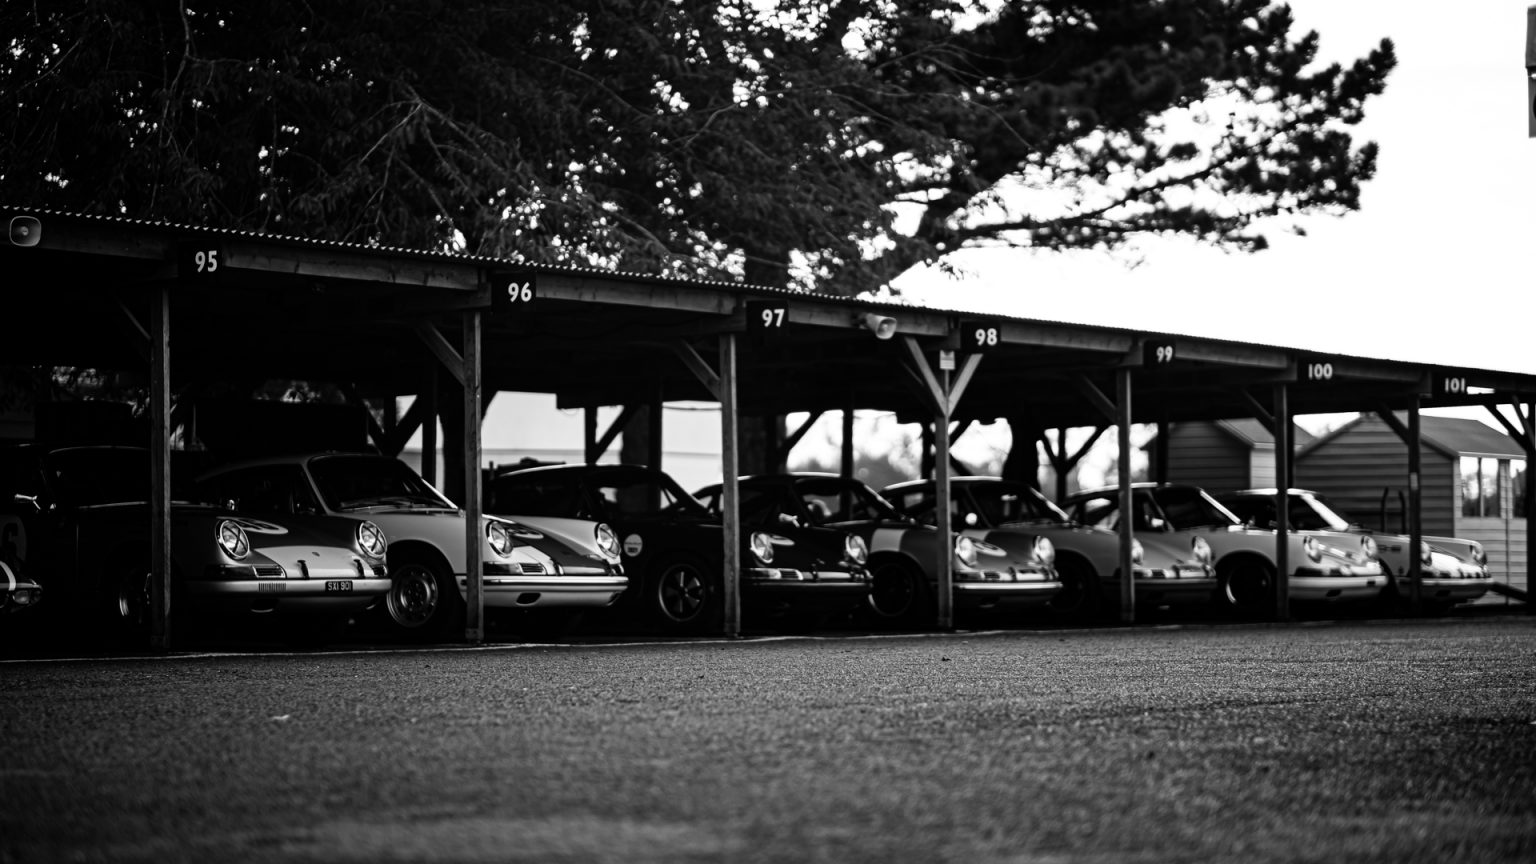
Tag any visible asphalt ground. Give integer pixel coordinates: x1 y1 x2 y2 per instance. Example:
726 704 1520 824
3 615 1535 864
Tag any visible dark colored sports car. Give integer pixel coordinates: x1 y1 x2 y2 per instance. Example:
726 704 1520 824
0 444 391 648
487 463 872 633
693 473 1060 628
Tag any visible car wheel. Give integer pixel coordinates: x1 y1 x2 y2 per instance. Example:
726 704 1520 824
384 554 462 642
111 568 153 648
865 558 932 628
1048 556 1103 623
1220 558 1275 619
648 555 720 633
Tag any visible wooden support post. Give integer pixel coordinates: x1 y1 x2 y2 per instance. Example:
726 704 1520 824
647 396 663 472
718 333 741 637
934 367 954 631
421 374 438 486
1527 402 1535 613
1408 399 1423 615
584 407 599 463
1154 420 1170 485
841 402 855 480
150 283 172 652
1115 369 1135 624
462 311 484 644
1273 384 1290 622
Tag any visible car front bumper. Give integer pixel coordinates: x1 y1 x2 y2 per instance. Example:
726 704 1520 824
1289 568 1385 602
1396 575 1492 604
953 576 1061 608
1132 565 1218 605
465 573 629 609
185 575 394 614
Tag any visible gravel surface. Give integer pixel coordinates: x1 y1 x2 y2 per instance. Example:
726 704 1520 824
3 617 1535 863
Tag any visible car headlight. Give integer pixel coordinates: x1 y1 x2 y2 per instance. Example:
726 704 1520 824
1420 541 1434 566
1191 536 1212 565
1470 542 1487 566
217 519 251 561
1131 538 1145 565
1032 536 1055 568
594 523 621 561
1360 535 1378 560
486 521 514 558
845 533 868 565
954 535 978 569
1302 535 1323 564
750 531 775 565
356 520 387 559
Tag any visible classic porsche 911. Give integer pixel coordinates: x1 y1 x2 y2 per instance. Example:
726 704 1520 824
195 452 628 642
1062 483 1386 617
487 463 872 634
0 444 391 648
0 558 42 616
882 477 1218 621
1216 488 1492 613
694 474 1061 628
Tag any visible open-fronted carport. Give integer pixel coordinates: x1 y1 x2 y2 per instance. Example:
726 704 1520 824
5 206 1533 650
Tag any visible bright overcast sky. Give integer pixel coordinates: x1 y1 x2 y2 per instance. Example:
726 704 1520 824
893 0 1536 377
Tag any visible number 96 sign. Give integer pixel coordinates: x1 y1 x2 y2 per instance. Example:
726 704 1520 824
490 272 537 310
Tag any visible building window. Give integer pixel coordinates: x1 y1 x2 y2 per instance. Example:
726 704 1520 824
1461 456 1501 517
1514 460 1527 518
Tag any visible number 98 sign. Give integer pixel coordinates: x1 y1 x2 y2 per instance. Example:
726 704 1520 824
960 320 1000 352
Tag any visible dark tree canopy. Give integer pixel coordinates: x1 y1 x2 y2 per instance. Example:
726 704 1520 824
1 1 1394 293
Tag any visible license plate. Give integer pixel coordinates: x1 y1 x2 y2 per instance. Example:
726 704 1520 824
324 580 353 593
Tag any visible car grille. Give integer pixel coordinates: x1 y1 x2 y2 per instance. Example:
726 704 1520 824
254 566 285 579
518 563 546 574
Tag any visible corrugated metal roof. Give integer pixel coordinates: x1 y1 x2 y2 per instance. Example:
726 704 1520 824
0 204 1402 360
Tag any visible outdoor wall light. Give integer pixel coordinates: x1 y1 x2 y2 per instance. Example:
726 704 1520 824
860 312 897 340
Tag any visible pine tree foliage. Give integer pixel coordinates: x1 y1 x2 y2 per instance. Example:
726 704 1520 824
1 0 1393 294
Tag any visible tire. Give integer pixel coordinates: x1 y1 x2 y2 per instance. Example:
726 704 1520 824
647 555 721 634
109 567 154 650
383 554 463 642
1048 556 1103 624
1220 557 1276 619
865 558 933 629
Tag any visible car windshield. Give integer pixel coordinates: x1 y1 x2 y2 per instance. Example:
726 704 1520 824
492 467 710 522
790 476 904 524
964 481 1071 526
1294 493 1357 531
1219 492 1355 532
309 455 455 511
41 448 207 506
581 469 710 521
1146 486 1242 530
